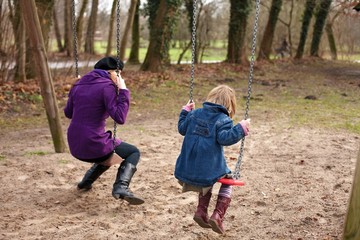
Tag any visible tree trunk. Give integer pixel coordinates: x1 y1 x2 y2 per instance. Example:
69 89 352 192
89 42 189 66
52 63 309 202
295 0 316 59
257 0 282 61
141 0 181 72
120 0 138 60
35 0 55 50
310 0 332 57
343 147 360 240
20 0 66 153
325 20 337 60
64 0 73 57
226 0 251 64
106 0 117 56
84 0 99 54
128 0 140 64
53 7 64 52
76 0 89 52
10 0 26 82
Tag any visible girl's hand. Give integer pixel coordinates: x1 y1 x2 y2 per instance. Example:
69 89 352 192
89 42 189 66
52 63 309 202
182 100 195 112
239 118 251 136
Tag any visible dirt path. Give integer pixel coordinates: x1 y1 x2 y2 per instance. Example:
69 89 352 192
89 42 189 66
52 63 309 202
0 115 359 239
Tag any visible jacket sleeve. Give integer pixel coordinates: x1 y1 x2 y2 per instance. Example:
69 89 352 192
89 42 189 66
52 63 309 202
103 85 130 124
64 89 74 119
216 119 245 146
178 110 190 136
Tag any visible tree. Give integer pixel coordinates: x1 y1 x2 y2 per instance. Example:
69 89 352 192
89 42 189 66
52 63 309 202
106 0 117 56
8 0 26 82
84 0 99 54
226 0 251 64
141 0 182 72
76 0 89 52
120 0 138 60
295 0 316 59
52 7 64 52
64 0 73 57
20 0 66 153
310 0 332 57
257 0 283 60
128 0 141 64
343 147 360 240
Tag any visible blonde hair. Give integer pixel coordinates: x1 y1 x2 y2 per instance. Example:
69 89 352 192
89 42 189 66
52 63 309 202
206 85 236 118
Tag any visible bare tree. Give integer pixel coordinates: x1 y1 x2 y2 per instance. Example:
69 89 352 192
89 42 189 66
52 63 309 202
295 0 316 59
20 0 66 153
141 0 182 72
76 0 89 52
84 0 99 54
226 0 251 64
53 7 64 52
64 0 73 57
120 0 138 60
128 0 140 64
310 0 332 57
106 0 117 56
257 0 283 60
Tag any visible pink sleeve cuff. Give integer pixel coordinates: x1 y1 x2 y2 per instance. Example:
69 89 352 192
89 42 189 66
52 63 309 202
182 105 192 112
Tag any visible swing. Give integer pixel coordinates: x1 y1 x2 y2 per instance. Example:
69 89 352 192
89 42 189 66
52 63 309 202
188 0 261 186
71 0 122 166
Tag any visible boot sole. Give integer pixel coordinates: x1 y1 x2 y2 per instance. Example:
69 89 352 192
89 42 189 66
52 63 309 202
112 193 144 205
209 219 224 234
193 216 212 228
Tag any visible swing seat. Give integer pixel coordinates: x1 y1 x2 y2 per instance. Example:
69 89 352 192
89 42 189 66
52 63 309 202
217 178 245 186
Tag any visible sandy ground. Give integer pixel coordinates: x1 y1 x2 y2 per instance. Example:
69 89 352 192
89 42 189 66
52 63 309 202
1 60 360 239
0 114 359 240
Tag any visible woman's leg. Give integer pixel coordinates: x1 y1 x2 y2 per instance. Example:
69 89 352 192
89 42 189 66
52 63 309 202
114 141 140 166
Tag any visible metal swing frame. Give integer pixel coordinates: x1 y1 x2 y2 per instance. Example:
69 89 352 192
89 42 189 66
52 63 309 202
189 0 261 186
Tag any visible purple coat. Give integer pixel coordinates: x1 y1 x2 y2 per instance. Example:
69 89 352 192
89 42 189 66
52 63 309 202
64 69 130 160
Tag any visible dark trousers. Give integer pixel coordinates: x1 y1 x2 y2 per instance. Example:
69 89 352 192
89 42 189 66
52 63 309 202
80 141 140 166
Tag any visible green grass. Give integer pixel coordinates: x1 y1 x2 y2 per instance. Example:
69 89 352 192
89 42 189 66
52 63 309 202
27 151 48 156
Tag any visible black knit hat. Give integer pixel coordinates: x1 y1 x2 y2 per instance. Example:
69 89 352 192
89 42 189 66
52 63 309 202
94 56 124 71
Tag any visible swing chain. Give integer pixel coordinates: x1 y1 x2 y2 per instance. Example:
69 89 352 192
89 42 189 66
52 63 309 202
233 0 261 180
189 0 197 102
71 0 79 79
113 0 121 152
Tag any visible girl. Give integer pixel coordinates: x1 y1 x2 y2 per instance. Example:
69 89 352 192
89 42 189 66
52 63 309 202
175 85 250 234
64 56 144 205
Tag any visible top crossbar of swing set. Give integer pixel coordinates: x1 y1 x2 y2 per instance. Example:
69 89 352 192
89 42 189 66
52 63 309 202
189 0 261 186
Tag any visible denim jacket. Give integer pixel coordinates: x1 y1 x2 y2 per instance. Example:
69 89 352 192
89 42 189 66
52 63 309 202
175 102 245 187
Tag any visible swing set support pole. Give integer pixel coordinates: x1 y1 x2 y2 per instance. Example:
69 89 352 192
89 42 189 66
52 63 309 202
343 146 360 240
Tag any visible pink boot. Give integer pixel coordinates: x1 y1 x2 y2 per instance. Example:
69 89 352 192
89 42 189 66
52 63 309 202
209 195 231 234
193 190 212 228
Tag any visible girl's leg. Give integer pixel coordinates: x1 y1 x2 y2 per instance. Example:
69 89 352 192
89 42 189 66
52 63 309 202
194 187 213 228
209 184 232 234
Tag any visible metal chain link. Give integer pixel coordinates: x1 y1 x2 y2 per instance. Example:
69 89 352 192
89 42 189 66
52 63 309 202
189 0 197 102
233 0 261 180
113 0 121 152
71 0 79 78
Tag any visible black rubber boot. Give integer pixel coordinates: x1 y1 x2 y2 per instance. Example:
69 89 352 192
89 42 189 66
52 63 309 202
112 161 144 205
77 164 110 190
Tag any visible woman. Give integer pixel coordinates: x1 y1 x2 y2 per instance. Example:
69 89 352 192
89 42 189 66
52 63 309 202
64 56 144 205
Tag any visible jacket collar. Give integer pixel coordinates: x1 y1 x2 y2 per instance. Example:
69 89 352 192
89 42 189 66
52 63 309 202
203 102 229 116
74 69 113 86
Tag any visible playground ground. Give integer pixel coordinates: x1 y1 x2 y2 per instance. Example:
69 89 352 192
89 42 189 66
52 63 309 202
0 59 359 239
